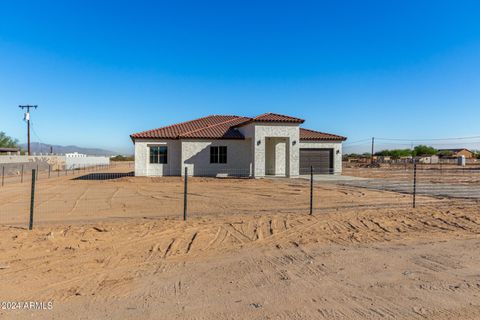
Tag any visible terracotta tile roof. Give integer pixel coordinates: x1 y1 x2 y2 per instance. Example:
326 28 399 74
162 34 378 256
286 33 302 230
131 114 346 141
300 128 347 141
230 112 305 129
0 147 20 152
253 113 305 123
180 116 251 139
130 115 250 140
437 148 472 153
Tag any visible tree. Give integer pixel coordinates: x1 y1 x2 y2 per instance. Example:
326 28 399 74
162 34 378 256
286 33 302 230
412 145 437 157
0 132 19 148
110 155 134 161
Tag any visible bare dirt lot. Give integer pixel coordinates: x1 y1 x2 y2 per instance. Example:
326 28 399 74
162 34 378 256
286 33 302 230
1 167 479 319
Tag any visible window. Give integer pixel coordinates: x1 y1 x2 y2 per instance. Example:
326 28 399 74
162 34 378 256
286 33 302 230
149 146 168 164
210 146 227 164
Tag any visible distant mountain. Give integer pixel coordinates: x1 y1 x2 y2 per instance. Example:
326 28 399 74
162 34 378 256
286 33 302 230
20 142 117 156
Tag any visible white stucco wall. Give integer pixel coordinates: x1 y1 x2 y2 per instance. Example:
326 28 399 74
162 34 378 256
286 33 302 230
238 123 300 177
181 139 253 176
65 156 110 170
134 139 181 176
299 141 343 174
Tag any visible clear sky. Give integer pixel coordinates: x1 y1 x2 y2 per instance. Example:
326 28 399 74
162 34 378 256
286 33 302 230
1 0 480 154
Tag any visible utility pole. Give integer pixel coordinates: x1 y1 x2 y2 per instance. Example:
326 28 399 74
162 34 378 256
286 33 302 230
371 137 375 164
19 105 38 155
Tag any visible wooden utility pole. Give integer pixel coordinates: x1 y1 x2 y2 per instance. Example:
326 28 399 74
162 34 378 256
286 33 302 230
19 105 38 155
371 137 375 164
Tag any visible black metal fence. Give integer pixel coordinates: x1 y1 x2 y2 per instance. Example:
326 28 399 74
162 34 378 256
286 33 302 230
0 161 134 186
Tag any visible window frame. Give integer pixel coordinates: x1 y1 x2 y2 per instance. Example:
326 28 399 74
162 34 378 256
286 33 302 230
210 146 227 164
149 145 168 164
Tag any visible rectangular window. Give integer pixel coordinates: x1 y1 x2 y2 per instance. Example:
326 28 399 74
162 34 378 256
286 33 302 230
210 146 227 164
149 146 168 164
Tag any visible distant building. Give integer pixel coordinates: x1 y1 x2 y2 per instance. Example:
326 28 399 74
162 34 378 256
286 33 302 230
65 152 87 158
418 155 439 164
438 148 474 159
0 147 20 155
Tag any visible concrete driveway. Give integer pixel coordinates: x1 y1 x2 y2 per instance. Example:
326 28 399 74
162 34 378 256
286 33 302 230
299 175 480 200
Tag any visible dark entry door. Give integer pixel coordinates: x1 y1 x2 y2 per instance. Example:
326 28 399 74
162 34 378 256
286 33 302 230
299 148 334 174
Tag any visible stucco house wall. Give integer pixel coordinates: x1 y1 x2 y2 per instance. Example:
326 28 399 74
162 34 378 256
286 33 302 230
242 123 299 177
181 139 253 176
299 141 343 174
134 139 181 176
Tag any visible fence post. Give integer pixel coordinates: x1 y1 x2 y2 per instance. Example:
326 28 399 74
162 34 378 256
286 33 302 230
36 164 39 180
21 164 24 183
48 165 51 178
184 167 188 221
1 166 4 187
310 166 313 215
29 169 36 230
413 160 417 209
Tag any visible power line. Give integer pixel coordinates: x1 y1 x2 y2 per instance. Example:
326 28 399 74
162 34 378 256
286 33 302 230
344 135 480 147
30 122 46 152
375 135 480 142
343 138 372 145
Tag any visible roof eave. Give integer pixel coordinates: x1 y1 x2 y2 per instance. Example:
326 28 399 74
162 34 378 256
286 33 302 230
131 136 246 141
300 138 347 142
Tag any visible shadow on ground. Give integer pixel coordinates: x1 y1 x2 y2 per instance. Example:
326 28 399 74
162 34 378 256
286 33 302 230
72 172 134 181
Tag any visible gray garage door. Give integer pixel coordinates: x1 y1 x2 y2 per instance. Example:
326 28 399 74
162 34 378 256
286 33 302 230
300 148 334 174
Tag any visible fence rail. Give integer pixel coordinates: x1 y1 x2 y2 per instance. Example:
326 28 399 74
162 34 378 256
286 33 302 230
0 161 134 186
0 163 478 229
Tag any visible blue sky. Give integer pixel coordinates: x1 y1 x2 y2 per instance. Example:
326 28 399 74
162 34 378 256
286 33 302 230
1 0 480 154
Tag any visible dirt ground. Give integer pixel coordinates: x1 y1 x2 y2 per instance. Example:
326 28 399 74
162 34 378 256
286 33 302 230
0 165 459 226
1 167 480 319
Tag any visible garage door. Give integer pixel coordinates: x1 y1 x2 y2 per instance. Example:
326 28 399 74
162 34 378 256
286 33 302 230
300 148 334 174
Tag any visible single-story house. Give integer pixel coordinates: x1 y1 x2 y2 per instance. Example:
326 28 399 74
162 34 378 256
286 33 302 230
438 148 475 159
130 113 347 177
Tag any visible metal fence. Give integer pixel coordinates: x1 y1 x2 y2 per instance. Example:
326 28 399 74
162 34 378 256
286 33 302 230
0 161 133 186
0 163 478 229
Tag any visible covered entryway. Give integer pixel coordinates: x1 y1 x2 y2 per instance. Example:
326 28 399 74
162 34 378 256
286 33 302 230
265 137 289 176
300 148 334 174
